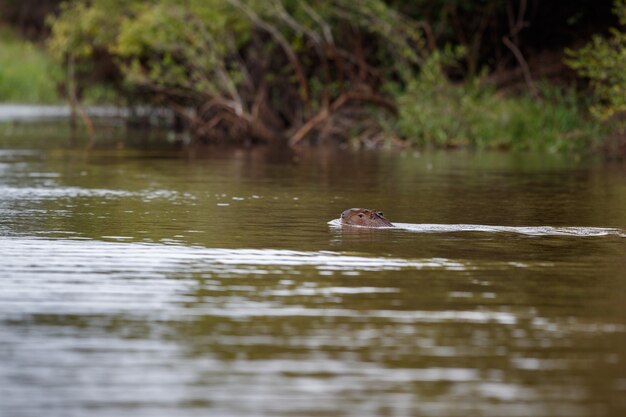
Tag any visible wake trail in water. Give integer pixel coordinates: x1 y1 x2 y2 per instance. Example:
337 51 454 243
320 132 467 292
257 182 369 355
328 219 625 237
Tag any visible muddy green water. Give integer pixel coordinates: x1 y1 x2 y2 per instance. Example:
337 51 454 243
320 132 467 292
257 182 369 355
1 124 626 417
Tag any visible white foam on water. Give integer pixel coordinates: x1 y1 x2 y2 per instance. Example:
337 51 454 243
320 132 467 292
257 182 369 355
328 219 625 237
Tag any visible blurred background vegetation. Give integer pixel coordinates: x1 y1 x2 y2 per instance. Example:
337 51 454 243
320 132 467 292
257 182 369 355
0 0 625 155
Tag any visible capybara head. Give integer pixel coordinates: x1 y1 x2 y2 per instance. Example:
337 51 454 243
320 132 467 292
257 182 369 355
340 208 394 228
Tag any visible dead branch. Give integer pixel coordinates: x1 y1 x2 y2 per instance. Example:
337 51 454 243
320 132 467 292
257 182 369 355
502 36 538 97
503 0 537 97
271 0 322 46
270 0 332 107
300 1 334 44
227 0 309 102
506 0 528 43
289 91 397 146
184 15 246 113
288 108 330 146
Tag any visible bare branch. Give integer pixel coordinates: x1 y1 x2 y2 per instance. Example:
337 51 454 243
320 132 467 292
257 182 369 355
300 0 334 44
502 36 538 97
227 0 309 102
186 15 245 113
270 0 323 46
289 90 397 146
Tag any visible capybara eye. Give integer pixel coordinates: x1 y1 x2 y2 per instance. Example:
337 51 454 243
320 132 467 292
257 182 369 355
358 214 364 218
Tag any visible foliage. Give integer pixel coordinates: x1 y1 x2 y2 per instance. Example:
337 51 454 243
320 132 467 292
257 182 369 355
396 54 602 153
0 26 60 103
45 0 610 152
48 0 428 144
566 0 626 123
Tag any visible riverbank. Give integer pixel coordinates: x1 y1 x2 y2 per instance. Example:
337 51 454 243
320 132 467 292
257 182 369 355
0 104 176 122
0 23 617 156
0 104 130 121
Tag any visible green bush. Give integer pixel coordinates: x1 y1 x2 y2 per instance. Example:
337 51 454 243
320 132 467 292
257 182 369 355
0 27 60 103
46 0 428 144
566 0 626 123
395 54 602 153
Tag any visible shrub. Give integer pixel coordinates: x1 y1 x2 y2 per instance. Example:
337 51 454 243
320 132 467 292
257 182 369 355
395 54 602 153
566 0 626 123
0 26 60 103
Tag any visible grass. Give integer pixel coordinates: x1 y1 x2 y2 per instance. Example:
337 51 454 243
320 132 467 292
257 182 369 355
0 26 61 103
393 59 606 153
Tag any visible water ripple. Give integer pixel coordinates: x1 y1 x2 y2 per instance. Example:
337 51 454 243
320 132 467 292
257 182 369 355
0 237 467 274
0 237 475 319
329 219 626 237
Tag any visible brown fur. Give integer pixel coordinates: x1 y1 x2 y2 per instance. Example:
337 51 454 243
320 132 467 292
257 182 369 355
340 208 394 228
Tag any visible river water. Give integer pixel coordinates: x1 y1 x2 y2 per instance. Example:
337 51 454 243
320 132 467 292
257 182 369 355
1 123 625 417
